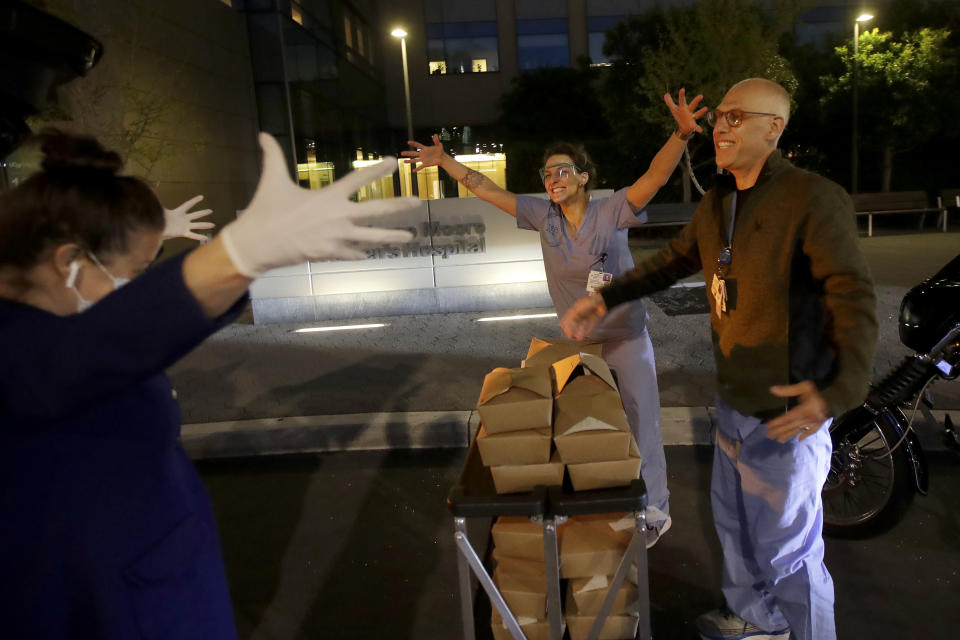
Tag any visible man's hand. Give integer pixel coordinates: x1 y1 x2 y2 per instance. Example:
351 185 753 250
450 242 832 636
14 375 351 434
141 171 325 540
766 381 831 443
664 88 707 138
560 293 607 340
402 134 445 172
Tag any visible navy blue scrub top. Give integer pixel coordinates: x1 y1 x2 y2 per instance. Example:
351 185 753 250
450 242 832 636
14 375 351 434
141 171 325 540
0 253 245 639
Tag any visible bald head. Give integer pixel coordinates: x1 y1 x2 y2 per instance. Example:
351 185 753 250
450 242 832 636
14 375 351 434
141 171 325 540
726 78 791 128
713 78 792 188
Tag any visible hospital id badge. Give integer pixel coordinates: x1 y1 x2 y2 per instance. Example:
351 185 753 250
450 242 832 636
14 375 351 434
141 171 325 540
586 269 613 294
711 273 727 317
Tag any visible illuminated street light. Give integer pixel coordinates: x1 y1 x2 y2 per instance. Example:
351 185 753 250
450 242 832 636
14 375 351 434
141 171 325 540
391 26 417 198
391 26 414 145
852 12 874 194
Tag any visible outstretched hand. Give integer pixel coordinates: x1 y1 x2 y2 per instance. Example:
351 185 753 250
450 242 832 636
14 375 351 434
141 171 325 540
163 195 215 242
766 381 832 443
560 293 607 340
220 133 416 278
664 88 707 137
401 134 445 173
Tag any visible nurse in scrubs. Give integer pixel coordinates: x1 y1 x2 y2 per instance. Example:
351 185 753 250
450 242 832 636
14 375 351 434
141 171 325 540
0 131 413 638
403 89 705 546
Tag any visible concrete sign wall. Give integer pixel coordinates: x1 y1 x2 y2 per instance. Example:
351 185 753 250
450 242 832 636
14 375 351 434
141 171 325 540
249 190 613 323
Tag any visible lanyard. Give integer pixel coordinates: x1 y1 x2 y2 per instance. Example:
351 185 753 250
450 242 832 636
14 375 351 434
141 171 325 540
726 192 738 248
717 192 737 274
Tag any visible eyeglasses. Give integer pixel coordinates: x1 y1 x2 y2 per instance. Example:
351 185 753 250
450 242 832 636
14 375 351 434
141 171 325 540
539 162 579 183
706 109 779 128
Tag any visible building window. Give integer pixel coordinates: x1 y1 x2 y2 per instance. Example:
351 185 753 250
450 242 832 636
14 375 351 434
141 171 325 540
297 161 335 190
516 0 568 70
587 15 624 66
424 0 499 75
344 15 353 48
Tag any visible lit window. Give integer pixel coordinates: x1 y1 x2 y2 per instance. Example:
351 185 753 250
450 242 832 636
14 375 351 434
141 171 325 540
357 29 365 55
344 15 353 48
424 0 499 74
429 60 448 75
472 59 487 72
453 153 507 199
219 0 232 6
351 159 396 201
291 5 303 25
296 161 335 191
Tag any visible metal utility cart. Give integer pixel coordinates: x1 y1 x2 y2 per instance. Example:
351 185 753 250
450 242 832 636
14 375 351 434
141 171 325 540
447 442 652 640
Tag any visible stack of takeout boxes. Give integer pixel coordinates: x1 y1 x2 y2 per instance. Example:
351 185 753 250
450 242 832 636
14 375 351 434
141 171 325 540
550 351 642 491
476 337 646 639
475 365 563 494
560 513 642 640
488 516 560 640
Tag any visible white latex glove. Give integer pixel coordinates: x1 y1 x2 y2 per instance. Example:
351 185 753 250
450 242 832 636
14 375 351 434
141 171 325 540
163 195 215 242
221 133 417 277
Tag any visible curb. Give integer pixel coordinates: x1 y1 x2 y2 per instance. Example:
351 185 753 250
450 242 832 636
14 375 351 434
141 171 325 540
181 408 955 460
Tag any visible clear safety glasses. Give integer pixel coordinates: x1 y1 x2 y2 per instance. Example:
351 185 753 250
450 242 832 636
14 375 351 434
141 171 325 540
539 162 579 183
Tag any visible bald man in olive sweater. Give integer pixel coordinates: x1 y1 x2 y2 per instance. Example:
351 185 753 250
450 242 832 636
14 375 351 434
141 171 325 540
562 78 876 640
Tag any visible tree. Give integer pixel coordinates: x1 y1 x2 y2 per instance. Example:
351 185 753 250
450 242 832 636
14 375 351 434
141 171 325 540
496 65 614 193
23 0 195 184
821 27 957 191
600 0 801 201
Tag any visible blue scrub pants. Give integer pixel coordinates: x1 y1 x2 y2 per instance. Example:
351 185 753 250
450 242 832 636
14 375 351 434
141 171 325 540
712 396 836 640
602 329 669 516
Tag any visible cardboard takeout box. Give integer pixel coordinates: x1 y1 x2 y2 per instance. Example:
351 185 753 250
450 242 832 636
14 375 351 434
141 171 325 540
560 513 633 579
477 425 552 466
493 564 546 619
567 438 643 491
553 390 632 464
552 352 619 396
569 576 640 616
564 591 639 640
490 451 564 495
523 336 604 369
491 515 568 561
477 366 553 434
491 606 558 640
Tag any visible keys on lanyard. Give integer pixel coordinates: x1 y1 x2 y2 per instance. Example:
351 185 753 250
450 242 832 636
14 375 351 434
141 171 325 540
712 193 737 318
712 247 731 317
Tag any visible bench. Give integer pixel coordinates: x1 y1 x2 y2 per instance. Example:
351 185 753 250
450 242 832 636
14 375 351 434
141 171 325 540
643 202 698 227
937 188 959 233
852 191 940 237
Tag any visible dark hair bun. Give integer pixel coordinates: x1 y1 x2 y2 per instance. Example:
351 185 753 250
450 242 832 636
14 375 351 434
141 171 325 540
39 130 123 175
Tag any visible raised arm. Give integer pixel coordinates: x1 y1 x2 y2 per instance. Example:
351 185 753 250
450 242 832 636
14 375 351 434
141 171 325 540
402 134 518 217
625 88 707 209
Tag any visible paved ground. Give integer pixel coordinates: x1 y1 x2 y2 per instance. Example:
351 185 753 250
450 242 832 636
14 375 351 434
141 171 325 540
181 229 959 639
198 446 960 640
169 231 960 428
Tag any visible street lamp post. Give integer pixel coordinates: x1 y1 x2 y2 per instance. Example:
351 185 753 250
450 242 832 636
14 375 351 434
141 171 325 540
391 27 416 197
852 12 873 194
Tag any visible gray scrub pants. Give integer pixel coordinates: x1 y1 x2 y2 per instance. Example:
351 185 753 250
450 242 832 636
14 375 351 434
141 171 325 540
601 329 669 515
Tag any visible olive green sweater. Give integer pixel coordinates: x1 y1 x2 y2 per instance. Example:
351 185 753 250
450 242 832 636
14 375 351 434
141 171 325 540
601 151 877 419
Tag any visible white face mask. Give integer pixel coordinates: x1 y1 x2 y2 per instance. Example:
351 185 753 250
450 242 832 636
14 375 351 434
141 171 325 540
65 253 131 313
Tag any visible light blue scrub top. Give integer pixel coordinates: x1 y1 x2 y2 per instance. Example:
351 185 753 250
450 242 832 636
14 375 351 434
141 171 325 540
516 187 649 342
